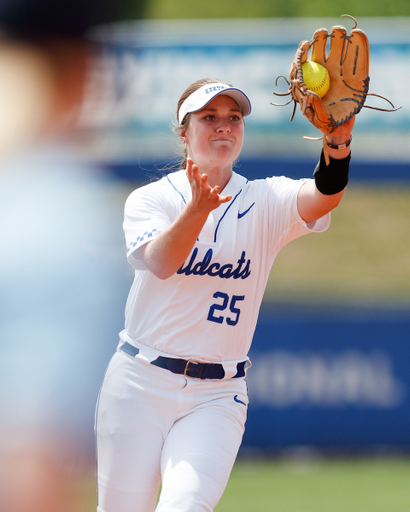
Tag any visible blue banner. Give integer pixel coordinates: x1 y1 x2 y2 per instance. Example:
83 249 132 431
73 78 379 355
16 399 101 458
243 307 410 452
81 18 410 164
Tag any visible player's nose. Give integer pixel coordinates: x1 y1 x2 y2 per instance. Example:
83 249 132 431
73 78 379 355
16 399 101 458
216 119 231 132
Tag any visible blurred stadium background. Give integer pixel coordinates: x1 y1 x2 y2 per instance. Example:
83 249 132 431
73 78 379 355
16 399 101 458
0 1 409 511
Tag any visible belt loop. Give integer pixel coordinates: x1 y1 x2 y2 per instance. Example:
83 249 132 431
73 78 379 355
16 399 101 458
232 361 246 378
120 342 140 358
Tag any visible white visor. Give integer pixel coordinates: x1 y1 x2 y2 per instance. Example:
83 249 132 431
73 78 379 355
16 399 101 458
178 82 251 125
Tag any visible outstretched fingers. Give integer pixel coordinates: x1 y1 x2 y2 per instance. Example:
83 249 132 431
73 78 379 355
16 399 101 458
187 158 232 211
186 158 201 187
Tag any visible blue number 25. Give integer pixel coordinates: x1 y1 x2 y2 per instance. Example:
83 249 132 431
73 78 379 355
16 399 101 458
207 292 245 326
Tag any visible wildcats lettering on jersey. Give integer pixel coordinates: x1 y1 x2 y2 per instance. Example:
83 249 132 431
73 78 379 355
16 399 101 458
177 248 251 279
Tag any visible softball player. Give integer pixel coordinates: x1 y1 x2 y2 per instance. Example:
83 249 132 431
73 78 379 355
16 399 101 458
95 77 354 512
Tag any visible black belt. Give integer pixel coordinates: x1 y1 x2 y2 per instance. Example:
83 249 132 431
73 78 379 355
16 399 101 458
120 342 246 380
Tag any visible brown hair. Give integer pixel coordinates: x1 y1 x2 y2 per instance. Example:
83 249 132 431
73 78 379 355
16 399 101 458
176 77 232 169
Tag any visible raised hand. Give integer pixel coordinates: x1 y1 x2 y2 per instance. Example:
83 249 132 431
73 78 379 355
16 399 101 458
187 158 232 213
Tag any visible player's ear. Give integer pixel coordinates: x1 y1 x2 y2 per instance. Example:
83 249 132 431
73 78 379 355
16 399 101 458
180 129 189 144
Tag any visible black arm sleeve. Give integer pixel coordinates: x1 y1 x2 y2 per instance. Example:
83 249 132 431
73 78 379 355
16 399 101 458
313 150 351 195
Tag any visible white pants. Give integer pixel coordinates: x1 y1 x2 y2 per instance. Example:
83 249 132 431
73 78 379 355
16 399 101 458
95 349 249 512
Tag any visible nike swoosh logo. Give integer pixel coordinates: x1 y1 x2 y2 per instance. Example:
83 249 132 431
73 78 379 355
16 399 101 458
238 203 255 219
234 395 246 406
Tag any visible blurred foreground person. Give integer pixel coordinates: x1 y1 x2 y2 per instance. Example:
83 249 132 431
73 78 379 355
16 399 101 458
0 1 146 511
0 0 146 156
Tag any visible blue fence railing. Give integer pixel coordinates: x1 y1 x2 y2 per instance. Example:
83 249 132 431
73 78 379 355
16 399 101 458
106 158 410 183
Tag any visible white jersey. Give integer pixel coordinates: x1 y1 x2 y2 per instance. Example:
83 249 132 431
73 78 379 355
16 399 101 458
122 169 330 363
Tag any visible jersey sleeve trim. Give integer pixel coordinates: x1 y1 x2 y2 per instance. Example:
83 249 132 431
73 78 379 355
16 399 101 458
126 228 159 255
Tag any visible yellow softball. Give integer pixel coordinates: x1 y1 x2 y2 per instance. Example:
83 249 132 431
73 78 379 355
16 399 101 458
302 61 330 98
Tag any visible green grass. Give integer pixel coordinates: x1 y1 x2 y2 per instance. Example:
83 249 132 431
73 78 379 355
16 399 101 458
72 457 410 511
144 0 410 19
264 183 410 307
70 472 97 512
215 457 410 512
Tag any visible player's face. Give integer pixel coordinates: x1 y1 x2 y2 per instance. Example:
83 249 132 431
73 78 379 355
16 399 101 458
183 94 245 169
